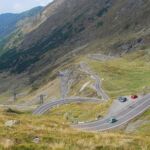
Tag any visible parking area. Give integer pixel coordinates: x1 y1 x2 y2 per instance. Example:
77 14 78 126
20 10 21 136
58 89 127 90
106 95 143 117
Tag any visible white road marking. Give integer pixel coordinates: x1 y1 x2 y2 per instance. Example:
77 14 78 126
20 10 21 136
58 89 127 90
82 98 150 129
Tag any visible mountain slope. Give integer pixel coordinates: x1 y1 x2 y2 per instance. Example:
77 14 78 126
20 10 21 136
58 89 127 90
0 0 149 96
0 108 149 149
0 0 149 74
0 6 43 39
0 1 149 148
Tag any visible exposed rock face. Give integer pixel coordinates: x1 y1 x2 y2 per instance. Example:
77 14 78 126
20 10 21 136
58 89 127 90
114 38 145 55
5 120 20 127
33 137 40 144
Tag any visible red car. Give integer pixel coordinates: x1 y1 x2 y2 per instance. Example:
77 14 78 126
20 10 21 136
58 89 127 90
131 95 138 99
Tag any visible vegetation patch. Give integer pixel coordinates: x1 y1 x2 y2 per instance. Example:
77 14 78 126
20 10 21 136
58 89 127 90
0 108 149 150
96 21 104 28
50 101 112 122
87 50 150 98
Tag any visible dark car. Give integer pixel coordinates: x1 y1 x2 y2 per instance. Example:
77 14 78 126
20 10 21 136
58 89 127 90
118 96 127 102
108 117 118 123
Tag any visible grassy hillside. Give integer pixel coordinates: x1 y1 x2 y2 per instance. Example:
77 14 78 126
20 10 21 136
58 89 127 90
0 51 149 149
87 49 150 99
50 101 112 122
0 108 149 150
0 0 149 149
0 47 149 104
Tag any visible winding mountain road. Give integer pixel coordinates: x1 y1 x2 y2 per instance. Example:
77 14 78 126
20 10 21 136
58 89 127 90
33 94 150 132
32 62 149 131
72 94 150 131
33 97 101 115
80 62 109 101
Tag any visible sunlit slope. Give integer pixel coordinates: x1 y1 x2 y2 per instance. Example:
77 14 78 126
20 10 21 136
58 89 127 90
87 50 150 98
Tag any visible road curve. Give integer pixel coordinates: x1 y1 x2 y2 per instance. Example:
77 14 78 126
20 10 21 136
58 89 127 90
94 75 109 100
80 62 109 101
33 97 101 115
72 94 150 131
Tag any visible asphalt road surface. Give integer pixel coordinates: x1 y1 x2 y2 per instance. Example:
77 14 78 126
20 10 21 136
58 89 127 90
33 94 150 131
80 62 109 101
33 97 101 115
72 94 150 131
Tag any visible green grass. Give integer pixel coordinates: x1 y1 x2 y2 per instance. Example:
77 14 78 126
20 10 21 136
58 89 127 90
135 109 150 136
69 75 97 97
0 91 12 103
0 46 150 150
87 50 150 98
0 108 149 150
50 101 112 122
